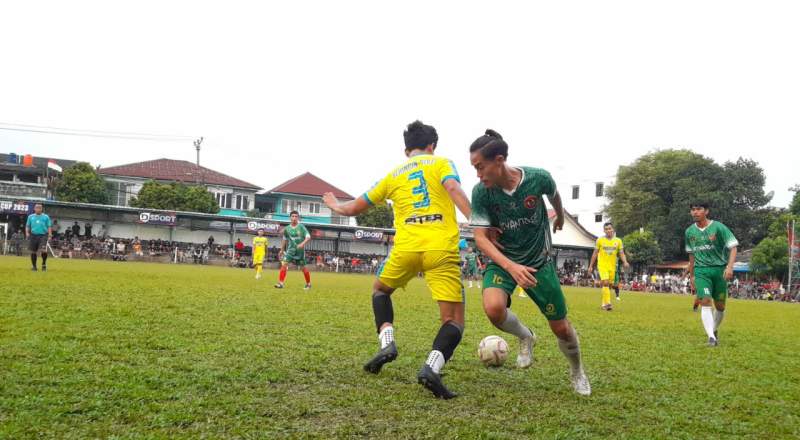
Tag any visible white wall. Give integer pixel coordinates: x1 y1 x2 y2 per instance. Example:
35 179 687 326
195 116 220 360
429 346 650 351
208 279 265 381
548 216 596 248
556 175 615 237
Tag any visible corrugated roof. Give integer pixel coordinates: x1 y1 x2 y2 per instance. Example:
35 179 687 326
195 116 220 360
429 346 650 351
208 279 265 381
99 158 261 190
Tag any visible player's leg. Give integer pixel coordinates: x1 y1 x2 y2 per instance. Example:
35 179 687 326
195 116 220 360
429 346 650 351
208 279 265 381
527 262 591 395
417 251 464 399
598 267 612 309
711 269 728 342
613 268 620 300
298 255 311 289
41 244 48 271
482 265 536 368
694 268 718 346
363 251 416 374
274 260 289 288
29 236 39 270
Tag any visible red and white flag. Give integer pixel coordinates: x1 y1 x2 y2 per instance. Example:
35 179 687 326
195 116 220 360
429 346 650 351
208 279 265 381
47 160 62 173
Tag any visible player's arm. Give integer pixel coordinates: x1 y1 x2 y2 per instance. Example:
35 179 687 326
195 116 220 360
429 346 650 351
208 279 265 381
588 248 599 272
547 191 565 234
688 253 695 290
724 246 737 281
442 179 471 219
473 227 538 289
322 192 371 217
25 219 31 239
619 248 630 268
298 227 311 249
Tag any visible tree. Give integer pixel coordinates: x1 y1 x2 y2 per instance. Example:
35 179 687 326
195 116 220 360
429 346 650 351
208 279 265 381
751 236 789 281
606 150 771 260
54 162 109 204
789 185 800 216
356 203 394 228
622 230 662 272
130 181 220 214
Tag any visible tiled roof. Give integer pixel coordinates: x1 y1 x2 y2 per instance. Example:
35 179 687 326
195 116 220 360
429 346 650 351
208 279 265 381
266 172 354 199
98 158 261 190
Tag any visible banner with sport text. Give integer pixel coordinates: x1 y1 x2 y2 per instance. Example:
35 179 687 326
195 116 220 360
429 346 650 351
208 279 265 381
353 229 385 242
244 220 281 235
137 212 177 226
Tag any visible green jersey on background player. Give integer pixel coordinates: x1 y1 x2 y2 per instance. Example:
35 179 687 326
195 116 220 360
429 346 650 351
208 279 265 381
275 211 313 290
685 201 738 347
468 129 590 396
463 247 482 288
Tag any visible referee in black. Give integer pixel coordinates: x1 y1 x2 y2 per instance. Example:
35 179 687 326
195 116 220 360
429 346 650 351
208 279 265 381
26 203 53 271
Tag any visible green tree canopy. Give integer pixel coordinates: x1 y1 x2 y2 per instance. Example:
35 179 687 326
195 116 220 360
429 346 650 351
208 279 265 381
130 181 220 214
751 236 789 280
606 150 771 260
789 185 800 216
622 230 662 272
356 203 394 228
54 162 109 204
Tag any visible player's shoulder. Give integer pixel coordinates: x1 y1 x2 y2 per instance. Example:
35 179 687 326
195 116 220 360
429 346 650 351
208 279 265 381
520 166 553 180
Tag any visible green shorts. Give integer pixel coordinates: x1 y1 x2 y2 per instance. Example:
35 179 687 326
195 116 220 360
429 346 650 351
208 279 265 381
694 266 727 302
465 265 478 277
483 261 567 321
282 249 306 266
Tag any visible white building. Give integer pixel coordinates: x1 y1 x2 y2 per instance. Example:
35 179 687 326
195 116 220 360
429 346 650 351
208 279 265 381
557 174 615 237
99 158 262 217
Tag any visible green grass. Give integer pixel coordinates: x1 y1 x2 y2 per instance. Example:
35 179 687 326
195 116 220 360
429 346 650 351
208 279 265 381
1 257 798 439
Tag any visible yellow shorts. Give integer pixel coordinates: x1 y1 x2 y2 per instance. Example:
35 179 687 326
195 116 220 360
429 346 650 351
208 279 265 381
378 250 464 303
598 265 616 281
253 250 266 265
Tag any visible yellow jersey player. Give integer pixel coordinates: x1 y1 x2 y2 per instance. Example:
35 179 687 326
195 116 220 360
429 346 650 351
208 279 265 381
323 120 472 399
252 228 268 280
589 222 630 311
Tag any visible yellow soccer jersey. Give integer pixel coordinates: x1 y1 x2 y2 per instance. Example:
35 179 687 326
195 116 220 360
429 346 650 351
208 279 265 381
252 236 268 252
364 154 460 252
596 236 622 269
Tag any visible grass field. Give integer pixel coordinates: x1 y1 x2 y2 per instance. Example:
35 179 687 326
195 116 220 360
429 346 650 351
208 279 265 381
1 257 799 439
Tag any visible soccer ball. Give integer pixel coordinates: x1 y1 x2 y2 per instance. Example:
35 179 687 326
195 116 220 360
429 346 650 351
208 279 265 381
477 335 509 367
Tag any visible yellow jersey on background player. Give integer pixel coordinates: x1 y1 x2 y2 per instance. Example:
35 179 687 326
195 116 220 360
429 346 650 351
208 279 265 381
252 235 268 265
595 236 622 281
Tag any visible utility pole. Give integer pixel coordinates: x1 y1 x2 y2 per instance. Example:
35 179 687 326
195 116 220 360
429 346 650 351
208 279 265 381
194 137 204 185
789 219 796 294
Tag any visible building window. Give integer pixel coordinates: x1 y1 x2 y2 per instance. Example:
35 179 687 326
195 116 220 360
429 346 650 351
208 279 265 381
595 213 603 223
281 200 289 213
310 202 320 214
572 185 580 200
596 182 604 197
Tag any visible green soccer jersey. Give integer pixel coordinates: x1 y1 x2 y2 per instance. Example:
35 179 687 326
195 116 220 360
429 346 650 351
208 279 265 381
470 166 557 269
284 224 310 252
464 252 478 269
685 220 738 268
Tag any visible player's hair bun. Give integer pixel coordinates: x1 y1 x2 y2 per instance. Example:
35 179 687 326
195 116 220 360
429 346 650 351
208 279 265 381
484 129 502 139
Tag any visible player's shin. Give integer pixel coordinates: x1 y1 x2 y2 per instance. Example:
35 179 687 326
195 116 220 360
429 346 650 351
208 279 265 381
372 292 394 348
278 266 287 283
556 324 583 374
497 309 533 340
30 253 37 268
426 321 463 374
713 308 725 331
700 306 716 339
303 268 311 284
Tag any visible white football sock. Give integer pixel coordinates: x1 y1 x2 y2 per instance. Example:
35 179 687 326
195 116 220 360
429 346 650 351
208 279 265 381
714 309 725 331
557 328 583 375
477 282 482 289
701 306 716 339
378 326 395 349
468 281 473 288
497 309 533 340
425 350 446 374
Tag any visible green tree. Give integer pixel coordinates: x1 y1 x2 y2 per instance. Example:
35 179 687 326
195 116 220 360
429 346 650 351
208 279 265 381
356 203 394 228
54 162 109 204
789 185 800 216
750 236 789 280
622 230 662 272
130 181 219 214
606 150 770 260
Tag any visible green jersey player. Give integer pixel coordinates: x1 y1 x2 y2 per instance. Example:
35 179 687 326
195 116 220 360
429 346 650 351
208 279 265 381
463 247 483 288
685 201 738 347
469 129 590 396
275 211 312 290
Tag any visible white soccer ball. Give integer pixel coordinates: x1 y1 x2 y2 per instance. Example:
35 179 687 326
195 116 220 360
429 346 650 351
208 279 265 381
477 335 509 367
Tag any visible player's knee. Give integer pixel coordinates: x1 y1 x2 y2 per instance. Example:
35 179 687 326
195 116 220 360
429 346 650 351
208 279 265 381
701 297 713 306
484 303 505 325
549 319 571 339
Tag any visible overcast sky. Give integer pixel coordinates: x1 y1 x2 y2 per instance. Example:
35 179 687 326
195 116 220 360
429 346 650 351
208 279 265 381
1 1 798 211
